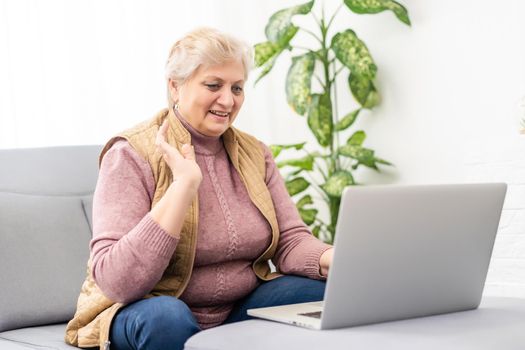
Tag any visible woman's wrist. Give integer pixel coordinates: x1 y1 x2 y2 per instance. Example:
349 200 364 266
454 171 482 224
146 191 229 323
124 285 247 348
319 248 334 277
175 175 202 194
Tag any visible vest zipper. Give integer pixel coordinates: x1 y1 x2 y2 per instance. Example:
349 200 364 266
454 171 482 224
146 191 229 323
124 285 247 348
104 340 111 350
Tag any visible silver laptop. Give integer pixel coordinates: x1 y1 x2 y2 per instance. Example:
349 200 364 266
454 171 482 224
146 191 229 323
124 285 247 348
248 183 507 330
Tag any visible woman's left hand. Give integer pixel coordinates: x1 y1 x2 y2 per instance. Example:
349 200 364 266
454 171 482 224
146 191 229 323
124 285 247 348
319 248 334 278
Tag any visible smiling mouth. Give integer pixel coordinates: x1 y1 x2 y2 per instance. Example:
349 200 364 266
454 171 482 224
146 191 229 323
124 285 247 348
209 110 230 118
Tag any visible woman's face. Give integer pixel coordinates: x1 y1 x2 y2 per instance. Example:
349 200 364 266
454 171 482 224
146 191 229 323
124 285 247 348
170 60 245 137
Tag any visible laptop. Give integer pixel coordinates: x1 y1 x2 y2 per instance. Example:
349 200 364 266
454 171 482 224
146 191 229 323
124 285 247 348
248 183 507 330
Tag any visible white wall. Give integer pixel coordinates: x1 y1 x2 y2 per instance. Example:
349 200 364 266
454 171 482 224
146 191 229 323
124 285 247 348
337 0 525 298
2 0 525 298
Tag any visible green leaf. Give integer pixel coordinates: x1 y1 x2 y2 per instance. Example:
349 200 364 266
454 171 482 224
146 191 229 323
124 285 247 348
269 142 306 158
285 177 310 196
344 0 411 26
375 157 393 166
299 208 318 225
339 144 374 161
335 109 360 131
254 26 300 85
296 194 314 209
339 144 393 170
285 168 305 179
265 0 314 42
331 29 377 80
321 171 355 197
307 93 333 147
254 41 282 67
347 130 366 146
286 53 315 116
277 154 314 171
254 54 279 85
348 73 380 108
312 225 321 238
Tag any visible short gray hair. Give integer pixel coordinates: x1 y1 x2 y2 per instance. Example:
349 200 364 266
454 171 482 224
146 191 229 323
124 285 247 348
165 27 253 106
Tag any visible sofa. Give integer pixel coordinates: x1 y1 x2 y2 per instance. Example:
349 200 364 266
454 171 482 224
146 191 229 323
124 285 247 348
2 145 525 350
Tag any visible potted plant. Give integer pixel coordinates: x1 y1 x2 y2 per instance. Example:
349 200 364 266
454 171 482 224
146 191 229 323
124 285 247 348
254 0 411 243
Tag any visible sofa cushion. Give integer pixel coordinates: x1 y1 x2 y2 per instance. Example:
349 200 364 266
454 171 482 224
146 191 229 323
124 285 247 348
0 192 91 332
0 324 77 349
0 146 101 196
81 195 94 233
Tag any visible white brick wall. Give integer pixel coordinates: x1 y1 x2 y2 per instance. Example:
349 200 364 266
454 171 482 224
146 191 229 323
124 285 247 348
464 151 525 298
335 0 525 298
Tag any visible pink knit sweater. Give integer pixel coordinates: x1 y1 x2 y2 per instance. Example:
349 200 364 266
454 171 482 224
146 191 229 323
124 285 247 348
90 115 332 328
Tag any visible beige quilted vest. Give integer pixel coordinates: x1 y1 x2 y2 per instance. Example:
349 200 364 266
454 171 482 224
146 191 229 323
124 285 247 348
65 108 281 349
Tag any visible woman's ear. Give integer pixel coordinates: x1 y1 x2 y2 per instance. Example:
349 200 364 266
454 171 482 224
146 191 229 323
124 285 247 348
168 79 180 104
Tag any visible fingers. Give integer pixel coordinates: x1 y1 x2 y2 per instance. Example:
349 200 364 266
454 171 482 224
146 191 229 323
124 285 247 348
156 120 183 161
180 143 196 160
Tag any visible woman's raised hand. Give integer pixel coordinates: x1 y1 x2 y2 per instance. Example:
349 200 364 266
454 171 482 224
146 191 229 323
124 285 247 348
155 119 202 190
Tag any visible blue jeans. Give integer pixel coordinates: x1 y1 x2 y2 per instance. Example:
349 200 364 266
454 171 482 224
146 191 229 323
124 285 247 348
109 275 325 350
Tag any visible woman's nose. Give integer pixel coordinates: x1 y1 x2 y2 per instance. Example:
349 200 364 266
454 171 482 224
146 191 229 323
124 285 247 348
217 89 234 109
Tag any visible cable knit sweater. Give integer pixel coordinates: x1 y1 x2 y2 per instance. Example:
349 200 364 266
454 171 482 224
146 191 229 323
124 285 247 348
90 114 332 329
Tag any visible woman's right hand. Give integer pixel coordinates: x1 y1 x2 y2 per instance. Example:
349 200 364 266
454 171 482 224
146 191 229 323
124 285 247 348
155 119 202 190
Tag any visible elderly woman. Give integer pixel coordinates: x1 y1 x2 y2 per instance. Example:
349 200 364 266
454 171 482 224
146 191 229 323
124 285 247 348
65 27 333 350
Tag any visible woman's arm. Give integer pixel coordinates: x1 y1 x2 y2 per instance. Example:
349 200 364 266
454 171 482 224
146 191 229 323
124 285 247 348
149 119 202 236
260 143 333 280
90 129 201 303
90 140 179 303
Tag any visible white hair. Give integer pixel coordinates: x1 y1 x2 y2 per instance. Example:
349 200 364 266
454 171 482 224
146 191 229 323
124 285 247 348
165 27 253 106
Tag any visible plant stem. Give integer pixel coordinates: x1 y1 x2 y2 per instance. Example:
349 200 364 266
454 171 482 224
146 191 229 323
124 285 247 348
299 28 323 45
314 74 325 90
332 59 341 171
330 64 345 85
326 3 344 32
313 161 328 181
311 10 321 28
304 172 329 202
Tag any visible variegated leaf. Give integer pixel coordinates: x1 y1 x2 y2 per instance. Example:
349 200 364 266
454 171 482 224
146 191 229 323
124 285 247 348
312 225 321 238
344 0 411 26
321 171 355 197
347 130 366 146
254 41 281 67
285 177 310 196
265 0 314 42
339 144 392 170
254 26 300 85
296 194 314 208
332 29 377 80
286 53 315 116
339 143 373 157
299 208 318 225
307 93 333 147
348 73 380 108
269 142 306 158
277 154 314 171
375 157 393 166
335 109 360 131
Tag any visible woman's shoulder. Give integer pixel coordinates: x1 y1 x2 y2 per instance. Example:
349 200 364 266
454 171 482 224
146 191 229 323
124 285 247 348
102 138 147 166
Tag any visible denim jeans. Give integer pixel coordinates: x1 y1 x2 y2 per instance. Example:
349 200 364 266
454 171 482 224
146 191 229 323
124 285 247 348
109 275 326 350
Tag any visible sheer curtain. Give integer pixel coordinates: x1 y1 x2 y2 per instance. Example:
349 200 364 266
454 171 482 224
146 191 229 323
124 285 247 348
0 0 302 149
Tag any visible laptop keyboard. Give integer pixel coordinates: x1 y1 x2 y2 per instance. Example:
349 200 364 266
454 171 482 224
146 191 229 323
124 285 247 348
298 311 322 319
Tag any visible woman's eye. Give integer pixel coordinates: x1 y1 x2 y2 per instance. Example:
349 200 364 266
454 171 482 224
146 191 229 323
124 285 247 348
205 84 220 90
232 86 243 94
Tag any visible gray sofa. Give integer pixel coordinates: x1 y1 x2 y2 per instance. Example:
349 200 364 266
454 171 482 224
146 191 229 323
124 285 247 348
2 145 525 350
0 145 100 349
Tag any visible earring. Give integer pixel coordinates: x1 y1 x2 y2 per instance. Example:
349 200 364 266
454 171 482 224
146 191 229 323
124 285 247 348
174 103 180 110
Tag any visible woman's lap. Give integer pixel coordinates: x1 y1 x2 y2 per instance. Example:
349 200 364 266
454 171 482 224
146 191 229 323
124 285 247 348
224 275 326 323
109 275 325 350
109 296 200 350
